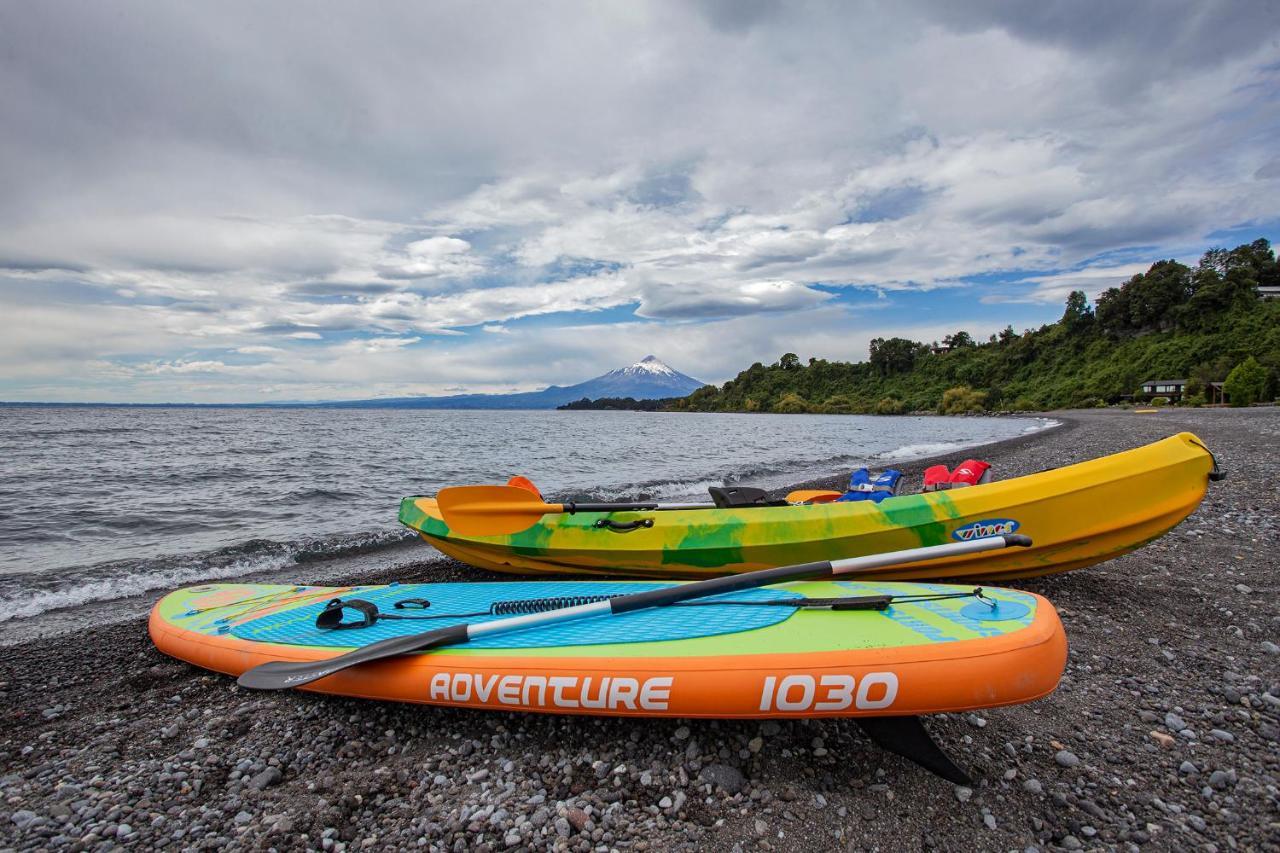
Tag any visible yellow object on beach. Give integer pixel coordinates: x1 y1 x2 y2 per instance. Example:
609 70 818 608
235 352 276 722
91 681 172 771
1134 409 1160 414
399 433 1219 583
784 489 844 504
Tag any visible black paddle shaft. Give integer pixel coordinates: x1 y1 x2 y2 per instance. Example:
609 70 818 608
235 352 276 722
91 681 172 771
562 502 660 513
611 561 833 613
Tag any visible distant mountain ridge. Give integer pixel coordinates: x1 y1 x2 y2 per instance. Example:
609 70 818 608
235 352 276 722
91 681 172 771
329 356 706 409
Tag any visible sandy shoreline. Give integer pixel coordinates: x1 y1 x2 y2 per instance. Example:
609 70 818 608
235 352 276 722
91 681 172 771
2 408 1277 851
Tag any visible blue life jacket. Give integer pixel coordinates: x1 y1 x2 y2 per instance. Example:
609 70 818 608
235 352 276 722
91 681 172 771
834 468 902 503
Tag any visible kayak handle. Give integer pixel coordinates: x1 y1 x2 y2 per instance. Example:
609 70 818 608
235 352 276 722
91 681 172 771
593 518 655 532
1188 437 1225 482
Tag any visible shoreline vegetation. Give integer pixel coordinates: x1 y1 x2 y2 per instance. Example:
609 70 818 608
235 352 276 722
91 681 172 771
569 238 1279 416
556 397 682 411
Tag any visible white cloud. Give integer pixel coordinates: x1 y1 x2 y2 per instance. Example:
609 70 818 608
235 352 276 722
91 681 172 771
135 360 232 375
378 235 482 279
342 336 422 353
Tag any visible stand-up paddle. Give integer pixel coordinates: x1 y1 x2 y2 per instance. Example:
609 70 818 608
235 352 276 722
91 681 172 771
238 533 1031 690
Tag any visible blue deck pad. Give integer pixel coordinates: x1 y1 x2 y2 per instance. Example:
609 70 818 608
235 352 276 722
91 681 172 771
231 582 798 649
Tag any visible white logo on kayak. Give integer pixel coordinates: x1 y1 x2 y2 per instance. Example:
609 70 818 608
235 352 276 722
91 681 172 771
758 672 898 713
428 672 673 710
952 518 1019 541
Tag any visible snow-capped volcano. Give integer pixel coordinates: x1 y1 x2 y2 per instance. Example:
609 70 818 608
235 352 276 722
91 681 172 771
328 356 706 408
579 356 705 399
603 355 683 379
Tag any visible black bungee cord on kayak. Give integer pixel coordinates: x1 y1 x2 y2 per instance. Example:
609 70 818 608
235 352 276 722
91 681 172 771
315 588 994 630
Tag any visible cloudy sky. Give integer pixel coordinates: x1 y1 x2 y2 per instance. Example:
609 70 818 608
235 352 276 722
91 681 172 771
2 1 1278 402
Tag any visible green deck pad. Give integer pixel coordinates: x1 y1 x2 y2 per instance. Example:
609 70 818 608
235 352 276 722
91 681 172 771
229 582 798 649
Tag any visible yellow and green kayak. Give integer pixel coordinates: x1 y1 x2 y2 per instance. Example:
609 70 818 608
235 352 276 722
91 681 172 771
398 432 1218 582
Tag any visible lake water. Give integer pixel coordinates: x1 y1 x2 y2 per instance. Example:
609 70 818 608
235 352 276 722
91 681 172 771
0 406 1053 625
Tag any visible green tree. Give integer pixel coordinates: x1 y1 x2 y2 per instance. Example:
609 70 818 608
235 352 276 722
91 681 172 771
944 331 975 348
1094 284 1132 336
1128 260 1193 331
778 352 801 371
868 337 923 376
1061 290 1095 333
1223 356 1267 406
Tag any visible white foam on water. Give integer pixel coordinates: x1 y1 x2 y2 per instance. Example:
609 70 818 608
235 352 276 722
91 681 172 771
1023 417 1062 433
0 552 295 623
876 441 969 461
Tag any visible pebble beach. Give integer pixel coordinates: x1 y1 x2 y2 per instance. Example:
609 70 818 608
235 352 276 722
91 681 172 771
2 407 1277 852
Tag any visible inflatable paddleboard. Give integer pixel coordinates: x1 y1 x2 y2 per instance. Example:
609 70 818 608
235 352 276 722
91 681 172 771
150 579 1065 719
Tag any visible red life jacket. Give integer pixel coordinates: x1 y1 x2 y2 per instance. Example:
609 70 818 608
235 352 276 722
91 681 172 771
921 465 952 492
947 459 992 487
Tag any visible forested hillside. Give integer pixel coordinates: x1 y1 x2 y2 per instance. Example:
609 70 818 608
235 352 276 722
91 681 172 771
674 239 1280 413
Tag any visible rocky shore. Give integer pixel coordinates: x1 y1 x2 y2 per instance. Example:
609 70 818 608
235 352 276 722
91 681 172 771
2 408 1277 851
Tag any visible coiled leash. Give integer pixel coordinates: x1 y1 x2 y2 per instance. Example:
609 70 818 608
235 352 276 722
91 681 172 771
315 588 993 630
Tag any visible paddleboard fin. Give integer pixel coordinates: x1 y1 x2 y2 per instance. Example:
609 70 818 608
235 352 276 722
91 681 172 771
855 716 973 786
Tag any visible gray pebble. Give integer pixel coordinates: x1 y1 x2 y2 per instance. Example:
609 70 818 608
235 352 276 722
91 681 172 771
698 763 746 794
1055 750 1080 768
249 767 283 790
